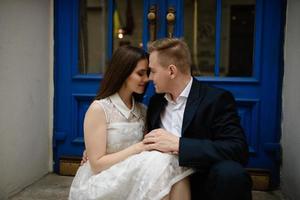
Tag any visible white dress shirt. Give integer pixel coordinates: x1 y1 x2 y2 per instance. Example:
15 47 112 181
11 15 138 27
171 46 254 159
160 77 193 137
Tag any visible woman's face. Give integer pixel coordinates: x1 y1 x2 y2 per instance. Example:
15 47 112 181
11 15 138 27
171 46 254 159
124 59 149 94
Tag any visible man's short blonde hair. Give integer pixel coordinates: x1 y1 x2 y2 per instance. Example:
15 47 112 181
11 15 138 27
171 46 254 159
148 38 192 74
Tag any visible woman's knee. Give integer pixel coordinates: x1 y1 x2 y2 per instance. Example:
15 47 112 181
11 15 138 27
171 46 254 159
170 177 191 200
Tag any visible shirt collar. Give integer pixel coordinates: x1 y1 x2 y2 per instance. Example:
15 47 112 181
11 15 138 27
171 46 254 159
164 77 193 103
109 93 138 119
179 77 193 98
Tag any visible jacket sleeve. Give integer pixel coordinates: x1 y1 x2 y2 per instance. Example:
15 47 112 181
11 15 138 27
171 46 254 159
179 91 249 169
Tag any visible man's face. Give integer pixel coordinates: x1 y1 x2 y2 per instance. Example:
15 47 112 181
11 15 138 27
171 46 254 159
149 51 170 93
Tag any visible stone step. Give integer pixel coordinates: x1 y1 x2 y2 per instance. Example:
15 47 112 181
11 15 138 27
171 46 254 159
59 156 272 191
9 173 287 200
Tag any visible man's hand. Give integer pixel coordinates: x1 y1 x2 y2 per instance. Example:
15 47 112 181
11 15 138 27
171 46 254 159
80 150 88 165
143 128 179 154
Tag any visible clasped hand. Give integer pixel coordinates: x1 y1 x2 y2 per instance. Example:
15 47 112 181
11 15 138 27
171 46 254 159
143 128 179 154
81 128 180 165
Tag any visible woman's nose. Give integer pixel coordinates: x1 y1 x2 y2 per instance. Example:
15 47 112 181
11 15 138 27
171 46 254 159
144 75 149 82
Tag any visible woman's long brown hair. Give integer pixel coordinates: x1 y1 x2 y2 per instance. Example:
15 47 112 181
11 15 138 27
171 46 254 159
95 45 149 101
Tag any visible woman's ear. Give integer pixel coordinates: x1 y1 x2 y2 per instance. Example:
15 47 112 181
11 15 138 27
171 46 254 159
168 64 177 79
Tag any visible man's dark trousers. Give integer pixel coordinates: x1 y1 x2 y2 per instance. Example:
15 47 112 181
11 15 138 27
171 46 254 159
190 160 252 200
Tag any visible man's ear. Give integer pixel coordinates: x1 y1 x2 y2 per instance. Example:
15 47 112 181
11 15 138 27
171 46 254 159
168 64 177 79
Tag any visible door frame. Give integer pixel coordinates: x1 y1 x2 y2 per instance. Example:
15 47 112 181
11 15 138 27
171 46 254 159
53 0 286 187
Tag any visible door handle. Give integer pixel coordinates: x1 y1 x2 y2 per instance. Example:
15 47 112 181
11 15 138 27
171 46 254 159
148 5 157 42
166 7 176 38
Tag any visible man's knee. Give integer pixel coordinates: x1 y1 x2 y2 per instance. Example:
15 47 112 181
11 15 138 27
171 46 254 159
209 160 250 183
206 160 252 200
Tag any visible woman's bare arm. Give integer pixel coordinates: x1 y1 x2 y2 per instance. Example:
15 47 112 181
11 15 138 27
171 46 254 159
84 101 147 174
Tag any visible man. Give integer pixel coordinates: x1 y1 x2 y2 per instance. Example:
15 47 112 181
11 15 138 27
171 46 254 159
143 38 252 200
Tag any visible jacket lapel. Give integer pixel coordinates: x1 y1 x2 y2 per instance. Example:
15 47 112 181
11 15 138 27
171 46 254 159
181 78 203 135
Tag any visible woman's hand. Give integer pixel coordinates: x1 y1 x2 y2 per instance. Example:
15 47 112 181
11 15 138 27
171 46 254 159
80 150 89 165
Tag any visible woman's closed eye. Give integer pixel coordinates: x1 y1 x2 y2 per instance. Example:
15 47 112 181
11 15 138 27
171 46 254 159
137 70 148 76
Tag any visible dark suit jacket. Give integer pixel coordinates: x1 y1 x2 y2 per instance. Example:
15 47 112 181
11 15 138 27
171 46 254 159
146 78 249 171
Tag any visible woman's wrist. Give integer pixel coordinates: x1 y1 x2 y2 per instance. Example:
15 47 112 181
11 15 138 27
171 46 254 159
132 142 143 154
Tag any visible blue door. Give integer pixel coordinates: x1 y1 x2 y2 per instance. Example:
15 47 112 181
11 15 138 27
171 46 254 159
54 0 285 187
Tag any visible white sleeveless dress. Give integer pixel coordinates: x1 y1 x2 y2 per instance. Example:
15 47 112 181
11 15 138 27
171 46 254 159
69 93 194 200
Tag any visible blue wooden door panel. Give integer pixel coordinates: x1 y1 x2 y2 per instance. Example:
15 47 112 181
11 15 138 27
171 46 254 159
193 0 284 186
54 0 108 172
54 0 285 187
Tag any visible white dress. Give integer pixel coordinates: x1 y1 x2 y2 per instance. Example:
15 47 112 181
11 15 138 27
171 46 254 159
69 93 194 200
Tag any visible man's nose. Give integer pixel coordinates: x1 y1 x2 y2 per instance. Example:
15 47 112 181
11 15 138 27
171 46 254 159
149 72 153 80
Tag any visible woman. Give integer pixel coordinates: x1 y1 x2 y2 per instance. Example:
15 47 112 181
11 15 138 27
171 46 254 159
69 45 194 200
